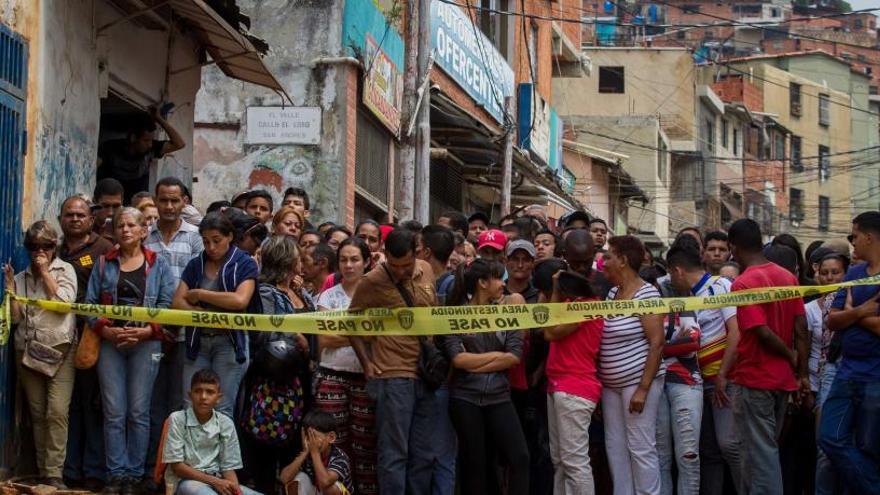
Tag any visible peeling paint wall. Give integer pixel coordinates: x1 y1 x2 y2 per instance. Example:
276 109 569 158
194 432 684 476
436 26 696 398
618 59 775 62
192 0 351 225
1 0 202 230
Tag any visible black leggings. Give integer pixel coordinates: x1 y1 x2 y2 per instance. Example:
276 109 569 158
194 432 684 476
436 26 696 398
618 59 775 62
449 398 530 495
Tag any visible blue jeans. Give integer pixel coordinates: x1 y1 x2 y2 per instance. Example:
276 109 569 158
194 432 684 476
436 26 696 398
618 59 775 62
816 362 842 495
731 384 787 495
176 479 262 495
818 376 880 494
97 339 163 479
430 385 456 495
182 335 248 418
146 342 186 478
656 382 703 495
367 377 437 495
699 383 742 495
63 368 107 482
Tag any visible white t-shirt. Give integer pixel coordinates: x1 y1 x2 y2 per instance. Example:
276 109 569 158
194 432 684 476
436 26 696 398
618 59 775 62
805 298 825 392
316 284 363 373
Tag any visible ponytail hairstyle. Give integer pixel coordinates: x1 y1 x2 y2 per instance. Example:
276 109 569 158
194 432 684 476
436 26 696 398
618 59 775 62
445 258 505 306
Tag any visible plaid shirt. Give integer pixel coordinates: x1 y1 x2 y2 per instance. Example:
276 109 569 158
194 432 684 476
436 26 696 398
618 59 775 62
145 220 203 280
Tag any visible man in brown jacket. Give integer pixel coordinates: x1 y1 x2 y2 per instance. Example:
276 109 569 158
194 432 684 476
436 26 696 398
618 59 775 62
350 229 437 495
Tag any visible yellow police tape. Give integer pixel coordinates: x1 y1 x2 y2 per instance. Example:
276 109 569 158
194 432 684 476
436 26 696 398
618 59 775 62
1 275 879 338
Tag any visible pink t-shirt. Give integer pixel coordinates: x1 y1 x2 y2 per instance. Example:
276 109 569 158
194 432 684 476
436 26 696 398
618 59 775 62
546 298 604 403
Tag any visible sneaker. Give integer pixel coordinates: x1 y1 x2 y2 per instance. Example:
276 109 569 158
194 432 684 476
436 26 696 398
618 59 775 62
120 478 140 495
103 477 124 495
44 478 68 490
83 477 105 492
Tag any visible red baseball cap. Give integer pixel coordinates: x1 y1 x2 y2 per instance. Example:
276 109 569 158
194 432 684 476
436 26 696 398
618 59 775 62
379 224 395 242
477 229 508 252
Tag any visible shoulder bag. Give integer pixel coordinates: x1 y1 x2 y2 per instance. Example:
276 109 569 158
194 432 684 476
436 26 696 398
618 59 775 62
21 269 66 377
382 264 449 390
75 256 106 369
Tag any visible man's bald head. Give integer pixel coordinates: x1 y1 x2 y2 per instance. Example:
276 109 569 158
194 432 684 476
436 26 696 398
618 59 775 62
564 229 595 276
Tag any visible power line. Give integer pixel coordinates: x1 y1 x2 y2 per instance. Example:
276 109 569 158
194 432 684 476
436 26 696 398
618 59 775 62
649 0 880 54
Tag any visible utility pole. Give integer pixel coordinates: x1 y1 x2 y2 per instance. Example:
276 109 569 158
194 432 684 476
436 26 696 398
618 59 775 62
501 96 515 217
399 0 420 221
413 0 432 224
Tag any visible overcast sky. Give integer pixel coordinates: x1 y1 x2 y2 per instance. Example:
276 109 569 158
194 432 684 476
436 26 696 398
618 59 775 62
846 0 880 14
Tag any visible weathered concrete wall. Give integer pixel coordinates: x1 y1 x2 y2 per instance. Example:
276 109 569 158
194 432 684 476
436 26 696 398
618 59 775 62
1 0 201 228
193 0 350 225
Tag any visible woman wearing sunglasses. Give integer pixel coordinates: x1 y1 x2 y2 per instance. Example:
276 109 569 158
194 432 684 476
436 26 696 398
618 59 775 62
3 221 78 489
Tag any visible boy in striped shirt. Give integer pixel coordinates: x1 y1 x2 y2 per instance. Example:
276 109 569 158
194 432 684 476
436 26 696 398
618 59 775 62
667 240 742 495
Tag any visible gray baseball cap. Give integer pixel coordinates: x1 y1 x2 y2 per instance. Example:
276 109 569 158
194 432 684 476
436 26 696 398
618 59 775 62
505 239 537 258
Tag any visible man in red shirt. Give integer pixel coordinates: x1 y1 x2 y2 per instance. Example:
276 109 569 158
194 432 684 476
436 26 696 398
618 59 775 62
727 219 810 495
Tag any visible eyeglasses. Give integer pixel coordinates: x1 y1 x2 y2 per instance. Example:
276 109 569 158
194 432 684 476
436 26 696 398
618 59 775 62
26 242 56 252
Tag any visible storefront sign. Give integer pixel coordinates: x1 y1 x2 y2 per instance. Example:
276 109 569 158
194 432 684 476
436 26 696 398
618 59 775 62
245 107 321 145
342 0 405 137
518 83 552 165
364 33 403 136
431 0 515 124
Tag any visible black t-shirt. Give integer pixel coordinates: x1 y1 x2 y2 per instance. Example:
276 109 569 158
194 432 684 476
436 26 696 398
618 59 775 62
97 138 166 201
116 262 146 325
59 233 114 303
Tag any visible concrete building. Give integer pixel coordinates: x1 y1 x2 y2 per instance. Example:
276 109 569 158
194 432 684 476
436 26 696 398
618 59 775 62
193 0 582 227
701 56 857 243
718 51 879 233
712 73 790 237
0 0 282 472
554 46 700 247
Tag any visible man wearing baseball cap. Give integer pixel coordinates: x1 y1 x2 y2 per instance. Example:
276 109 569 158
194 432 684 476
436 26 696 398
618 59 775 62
505 239 539 303
505 238 552 491
477 229 508 262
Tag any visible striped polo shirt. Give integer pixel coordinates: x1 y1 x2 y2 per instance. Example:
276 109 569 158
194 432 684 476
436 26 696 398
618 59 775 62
599 283 666 388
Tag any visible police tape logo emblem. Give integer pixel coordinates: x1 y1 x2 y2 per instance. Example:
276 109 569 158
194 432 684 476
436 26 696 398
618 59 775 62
269 315 285 328
532 305 550 325
668 300 686 313
147 308 161 318
398 310 415 330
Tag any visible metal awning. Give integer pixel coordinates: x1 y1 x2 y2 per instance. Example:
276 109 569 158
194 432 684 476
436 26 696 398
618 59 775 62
169 0 290 102
430 91 584 209
102 0 289 102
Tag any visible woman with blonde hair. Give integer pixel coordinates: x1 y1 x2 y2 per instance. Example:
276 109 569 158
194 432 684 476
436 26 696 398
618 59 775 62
3 221 77 489
272 207 306 241
84 207 177 493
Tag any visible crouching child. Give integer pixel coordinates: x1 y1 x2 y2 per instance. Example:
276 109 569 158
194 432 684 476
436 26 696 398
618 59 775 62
163 369 262 495
279 411 353 495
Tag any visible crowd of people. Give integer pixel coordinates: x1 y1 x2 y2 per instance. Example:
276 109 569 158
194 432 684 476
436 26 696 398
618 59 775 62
3 174 879 495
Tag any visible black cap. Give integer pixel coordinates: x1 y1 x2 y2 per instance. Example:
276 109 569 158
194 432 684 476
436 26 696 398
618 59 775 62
533 257 568 293
468 211 490 225
561 210 591 228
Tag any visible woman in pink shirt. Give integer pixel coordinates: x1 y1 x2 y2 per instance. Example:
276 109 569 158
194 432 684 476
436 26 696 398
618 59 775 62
544 269 604 494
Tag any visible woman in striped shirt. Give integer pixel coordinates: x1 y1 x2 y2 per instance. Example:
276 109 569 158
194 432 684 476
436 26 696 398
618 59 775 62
599 235 666 495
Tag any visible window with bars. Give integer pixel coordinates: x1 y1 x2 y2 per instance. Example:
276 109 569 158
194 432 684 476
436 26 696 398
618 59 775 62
819 94 830 126
819 195 830 231
791 136 802 171
790 83 802 117
774 132 785 161
790 188 804 225
819 145 830 182
722 119 728 149
355 109 391 206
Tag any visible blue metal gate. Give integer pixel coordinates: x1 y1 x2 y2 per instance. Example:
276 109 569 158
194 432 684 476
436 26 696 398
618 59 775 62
0 20 27 474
